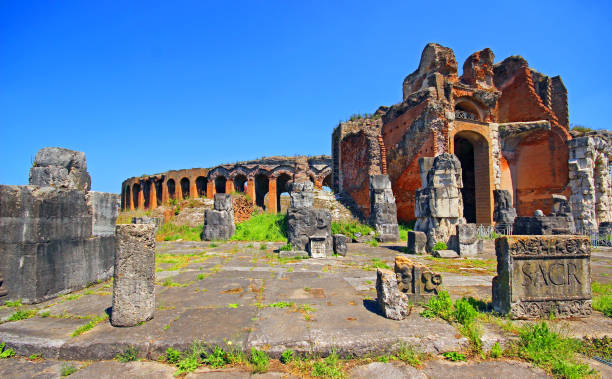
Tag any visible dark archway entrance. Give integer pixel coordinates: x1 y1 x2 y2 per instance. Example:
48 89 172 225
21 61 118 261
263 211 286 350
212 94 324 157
196 176 207 197
452 130 492 224
215 176 227 194
132 183 141 209
233 174 247 193
276 173 292 212
167 179 176 200
180 178 190 200
255 174 269 209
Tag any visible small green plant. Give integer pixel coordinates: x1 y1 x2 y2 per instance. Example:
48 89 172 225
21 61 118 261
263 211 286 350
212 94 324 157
175 342 206 375
249 348 269 374
70 315 108 337
442 351 466 361
39 311 51 318
60 363 77 376
8 309 36 321
432 241 448 251
420 290 453 320
260 243 268 250
489 342 502 358
279 243 293 251
203 346 228 368
115 346 139 362
280 349 295 364
367 258 390 270
227 303 239 309
367 239 378 247
28 353 41 360
0 342 15 358
311 350 343 378
453 298 478 326
163 347 181 364
268 301 294 308
197 274 205 280
2 300 22 307
396 344 422 366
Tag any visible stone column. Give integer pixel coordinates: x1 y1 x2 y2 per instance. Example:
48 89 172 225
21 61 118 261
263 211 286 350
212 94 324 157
149 181 157 210
137 184 145 209
111 224 155 327
206 181 215 199
225 180 235 194
368 175 400 242
190 179 197 199
268 176 277 214
161 181 169 205
129 186 135 211
246 177 256 204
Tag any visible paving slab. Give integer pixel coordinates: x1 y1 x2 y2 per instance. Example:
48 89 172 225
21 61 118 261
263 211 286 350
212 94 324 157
0 357 81 379
349 362 426 379
70 360 176 379
420 359 551 378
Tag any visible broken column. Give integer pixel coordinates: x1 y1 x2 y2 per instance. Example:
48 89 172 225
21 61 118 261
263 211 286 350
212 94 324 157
414 154 465 253
377 256 442 320
406 231 427 255
368 175 400 242
202 194 235 240
493 189 516 234
456 224 481 257
492 235 592 319
112 224 156 327
333 234 349 256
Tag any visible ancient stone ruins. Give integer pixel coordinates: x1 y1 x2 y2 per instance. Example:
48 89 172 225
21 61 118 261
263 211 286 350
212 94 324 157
0 43 611 377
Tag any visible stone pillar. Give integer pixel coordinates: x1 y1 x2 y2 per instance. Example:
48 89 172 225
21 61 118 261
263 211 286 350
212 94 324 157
246 177 256 204
111 224 155 327
568 136 597 233
225 180 234 194
190 179 197 199
368 175 400 242
161 182 169 205
137 184 145 209
268 176 277 214
206 181 215 199
129 186 135 211
149 182 157 210
202 194 235 240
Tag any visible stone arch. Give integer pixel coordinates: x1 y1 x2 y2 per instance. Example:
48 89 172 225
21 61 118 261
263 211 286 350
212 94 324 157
215 176 227 194
254 172 269 209
132 183 141 209
276 172 292 212
450 124 493 224
233 174 248 193
322 173 332 191
454 97 485 121
167 179 176 200
180 178 190 200
208 167 230 181
196 176 207 197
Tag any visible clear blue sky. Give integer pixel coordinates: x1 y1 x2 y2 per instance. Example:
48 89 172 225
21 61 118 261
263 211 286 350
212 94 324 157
1 1 610 193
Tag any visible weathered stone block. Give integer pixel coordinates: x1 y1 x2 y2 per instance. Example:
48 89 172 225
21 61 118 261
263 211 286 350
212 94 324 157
112 224 155 327
278 250 308 259
395 256 442 302
513 215 574 235
132 216 162 228
286 207 332 254
333 234 348 256
29 147 91 191
87 191 119 236
457 224 479 257
202 209 235 240
407 231 427 255
369 175 400 242
432 249 459 258
492 236 592 319
214 193 233 211
493 189 517 226
376 269 411 320
288 181 314 208
308 235 327 258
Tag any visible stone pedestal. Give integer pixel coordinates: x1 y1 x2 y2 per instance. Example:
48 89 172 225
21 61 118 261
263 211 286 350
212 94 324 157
286 207 332 256
368 175 400 242
492 235 592 319
333 234 349 256
112 224 156 327
202 194 235 240
457 224 479 257
407 231 427 255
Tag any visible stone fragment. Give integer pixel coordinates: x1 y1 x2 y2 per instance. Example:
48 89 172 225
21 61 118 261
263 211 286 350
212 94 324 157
131 216 162 228
432 250 459 258
286 207 332 256
492 235 592 319
111 224 156 327
407 231 427 255
395 256 442 302
551 194 572 216
493 189 517 229
376 269 411 320
288 181 314 208
333 234 348 256
457 224 479 257
414 153 465 252
368 175 400 242
202 194 235 240
29 147 91 191
86 191 119 237
278 250 308 259
513 214 574 235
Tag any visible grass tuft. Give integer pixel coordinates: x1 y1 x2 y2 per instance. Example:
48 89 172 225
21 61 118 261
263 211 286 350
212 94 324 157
231 213 287 242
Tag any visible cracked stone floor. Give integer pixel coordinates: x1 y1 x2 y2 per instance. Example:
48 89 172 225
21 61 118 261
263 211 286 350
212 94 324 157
0 240 610 378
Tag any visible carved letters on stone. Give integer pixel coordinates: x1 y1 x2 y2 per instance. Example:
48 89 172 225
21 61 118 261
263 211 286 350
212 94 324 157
492 236 592 319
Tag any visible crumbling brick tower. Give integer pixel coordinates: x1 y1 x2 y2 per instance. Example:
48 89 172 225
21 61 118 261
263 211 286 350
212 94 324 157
333 43 575 225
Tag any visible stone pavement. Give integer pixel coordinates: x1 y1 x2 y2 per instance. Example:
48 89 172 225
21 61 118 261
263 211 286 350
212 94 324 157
0 241 610 378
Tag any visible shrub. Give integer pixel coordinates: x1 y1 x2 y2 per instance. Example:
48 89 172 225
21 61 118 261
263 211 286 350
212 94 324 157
280 349 295 364
231 213 288 242
0 342 15 358
420 290 453 320
489 342 502 358
432 241 447 252
453 298 478 326
249 348 269 374
164 347 181 364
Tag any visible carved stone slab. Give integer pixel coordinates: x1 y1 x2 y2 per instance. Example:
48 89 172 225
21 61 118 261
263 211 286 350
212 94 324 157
492 235 592 319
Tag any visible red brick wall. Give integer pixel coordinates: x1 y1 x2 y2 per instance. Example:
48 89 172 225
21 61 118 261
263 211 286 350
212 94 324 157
341 132 371 218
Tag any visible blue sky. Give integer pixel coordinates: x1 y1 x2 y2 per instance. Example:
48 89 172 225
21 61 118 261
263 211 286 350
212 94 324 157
1 1 611 193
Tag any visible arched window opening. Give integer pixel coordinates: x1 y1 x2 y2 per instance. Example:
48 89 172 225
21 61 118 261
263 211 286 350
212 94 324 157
455 101 481 121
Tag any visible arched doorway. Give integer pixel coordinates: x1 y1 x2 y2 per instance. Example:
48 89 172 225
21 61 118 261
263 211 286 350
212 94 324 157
167 179 176 200
196 176 207 197
155 180 163 205
233 174 247 193
180 178 190 200
255 174 269 209
215 176 227 194
276 173 292 212
322 174 332 192
452 130 492 224
132 183 141 209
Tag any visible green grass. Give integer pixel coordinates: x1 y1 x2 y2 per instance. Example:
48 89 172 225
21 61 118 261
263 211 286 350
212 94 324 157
279 242 293 251
432 241 448 251
280 349 295 364
311 350 343 378
115 346 139 362
592 281 612 317
398 221 414 241
331 221 373 240
442 351 466 361
7 309 37 322
70 315 108 337
156 223 203 242
509 322 593 378
2 300 22 308
420 290 453 320
231 213 288 242
249 348 269 374
0 342 15 358
60 363 77 376
364 258 391 270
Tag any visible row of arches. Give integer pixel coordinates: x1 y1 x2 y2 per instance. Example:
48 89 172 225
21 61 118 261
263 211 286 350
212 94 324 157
121 168 332 214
